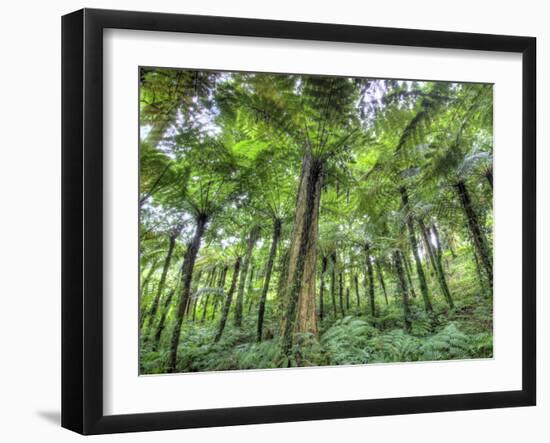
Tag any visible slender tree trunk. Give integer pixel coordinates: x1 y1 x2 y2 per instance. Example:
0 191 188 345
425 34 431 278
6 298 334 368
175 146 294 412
282 154 323 356
152 288 175 351
140 258 159 297
215 257 242 342
319 256 327 321
201 267 217 322
235 226 260 327
330 252 337 316
346 286 350 311
354 274 360 307
139 259 160 328
257 218 281 342
185 269 202 318
166 213 209 373
394 250 412 332
365 243 376 316
419 219 454 308
400 187 433 312
275 248 290 315
455 180 493 287
211 264 228 320
375 259 388 305
143 233 178 331
246 265 256 315
338 271 345 316
402 252 417 299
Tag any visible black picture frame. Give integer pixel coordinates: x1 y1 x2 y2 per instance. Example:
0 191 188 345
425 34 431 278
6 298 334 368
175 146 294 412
62 8 536 435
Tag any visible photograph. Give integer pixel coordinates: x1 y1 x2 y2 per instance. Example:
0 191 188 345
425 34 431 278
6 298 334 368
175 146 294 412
138 68 494 375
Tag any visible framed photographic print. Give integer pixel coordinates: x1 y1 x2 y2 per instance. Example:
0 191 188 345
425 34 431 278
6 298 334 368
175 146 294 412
61 8 536 435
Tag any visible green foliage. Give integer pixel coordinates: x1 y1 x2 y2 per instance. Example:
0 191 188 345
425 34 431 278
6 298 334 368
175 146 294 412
138 68 494 374
321 316 377 365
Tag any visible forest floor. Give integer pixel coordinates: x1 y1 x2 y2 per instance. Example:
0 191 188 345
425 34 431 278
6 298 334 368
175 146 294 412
140 255 493 374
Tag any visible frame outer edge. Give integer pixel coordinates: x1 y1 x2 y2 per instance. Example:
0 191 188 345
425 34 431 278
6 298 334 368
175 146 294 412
61 9 85 435
61 8 537 435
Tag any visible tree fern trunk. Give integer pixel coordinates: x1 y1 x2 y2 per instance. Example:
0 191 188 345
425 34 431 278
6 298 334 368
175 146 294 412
215 257 241 342
365 243 376 316
167 213 209 373
419 219 454 308
257 218 281 342
455 180 493 288
394 250 412 332
400 187 433 312
143 233 177 331
319 255 327 321
282 154 323 356
235 226 260 327
375 259 388 305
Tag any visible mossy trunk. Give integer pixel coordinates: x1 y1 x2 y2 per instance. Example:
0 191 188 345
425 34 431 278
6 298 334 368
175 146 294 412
144 233 177 331
354 274 360 307
201 267 217 322
215 257 242 342
257 218 281 342
455 180 493 287
167 213 209 373
338 272 345 316
402 252 417 299
394 250 412 332
330 252 337 316
235 226 260 327
375 259 388 305
246 265 256 315
152 288 175 351
282 153 323 356
211 264 228 320
400 187 433 312
419 219 454 308
319 255 327 321
365 243 376 316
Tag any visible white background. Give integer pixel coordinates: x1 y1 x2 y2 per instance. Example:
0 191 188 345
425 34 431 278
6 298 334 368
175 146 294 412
104 30 522 415
0 0 547 441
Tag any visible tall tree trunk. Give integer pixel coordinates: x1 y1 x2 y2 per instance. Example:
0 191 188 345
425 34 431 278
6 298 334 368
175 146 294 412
140 258 159 297
330 252 337 316
400 187 433 312
455 180 493 287
185 269 202 318
354 274 360 307
419 219 454 308
375 259 388 305
211 264 228 320
139 259 160 328
235 226 260 327
402 252 417 299
338 271 345 316
257 218 281 342
143 233 178 331
152 288 175 351
215 257 242 342
365 243 376 316
319 256 327 321
393 250 412 332
345 286 350 311
282 154 323 356
166 213 208 373
275 248 290 314
201 267 217 322
246 265 256 315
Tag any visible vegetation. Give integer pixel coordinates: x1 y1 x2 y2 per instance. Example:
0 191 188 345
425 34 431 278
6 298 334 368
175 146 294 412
138 68 493 374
